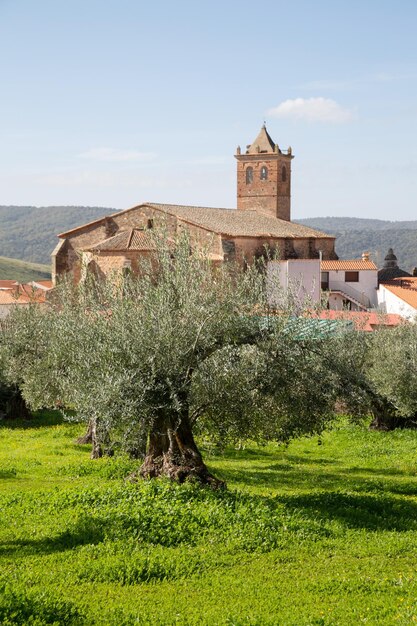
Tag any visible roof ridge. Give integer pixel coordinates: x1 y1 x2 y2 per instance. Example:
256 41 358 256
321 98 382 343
127 229 134 248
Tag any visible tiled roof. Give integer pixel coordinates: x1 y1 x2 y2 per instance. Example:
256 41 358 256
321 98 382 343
384 277 417 288
0 280 19 290
145 203 334 239
18 285 48 302
382 283 417 310
246 125 277 154
31 280 53 289
87 229 156 252
317 310 404 331
0 281 50 305
59 203 334 240
378 267 411 282
0 291 26 304
321 260 377 271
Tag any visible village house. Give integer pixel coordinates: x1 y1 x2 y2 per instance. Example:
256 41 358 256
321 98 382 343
378 277 417 321
0 280 52 319
52 126 338 284
320 254 379 311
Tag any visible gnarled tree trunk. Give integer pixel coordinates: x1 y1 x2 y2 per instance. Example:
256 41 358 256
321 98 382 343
90 418 103 459
75 419 94 444
139 412 224 488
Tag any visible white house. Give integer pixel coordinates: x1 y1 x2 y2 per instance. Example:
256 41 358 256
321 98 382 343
267 259 321 310
321 255 378 310
377 278 417 322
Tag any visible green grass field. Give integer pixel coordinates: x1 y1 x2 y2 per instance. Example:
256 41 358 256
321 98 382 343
2 414 417 625
0 256 51 282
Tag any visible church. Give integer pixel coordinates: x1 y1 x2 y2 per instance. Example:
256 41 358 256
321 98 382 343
52 126 338 284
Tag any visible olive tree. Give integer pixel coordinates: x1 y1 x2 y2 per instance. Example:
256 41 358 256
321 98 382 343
366 323 417 429
0 234 367 485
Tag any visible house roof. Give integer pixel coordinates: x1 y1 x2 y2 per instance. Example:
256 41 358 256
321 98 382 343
0 291 26 304
59 203 334 241
0 289 46 305
18 284 49 302
382 282 417 310
86 229 156 252
390 277 417 287
321 259 377 271
0 280 19 290
145 203 334 239
317 310 404 331
378 266 412 282
32 280 53 289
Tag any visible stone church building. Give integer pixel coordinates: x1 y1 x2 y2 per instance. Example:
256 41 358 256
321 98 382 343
52 126 337 284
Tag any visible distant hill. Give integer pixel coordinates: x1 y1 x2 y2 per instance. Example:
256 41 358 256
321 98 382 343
0 256 51 282
0 206 115 265
296 217 417 272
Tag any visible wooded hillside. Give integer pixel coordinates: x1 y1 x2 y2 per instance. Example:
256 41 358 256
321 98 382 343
296 217 417 272
0 206 115 264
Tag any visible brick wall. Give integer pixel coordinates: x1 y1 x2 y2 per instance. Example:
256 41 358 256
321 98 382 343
235 154 292 221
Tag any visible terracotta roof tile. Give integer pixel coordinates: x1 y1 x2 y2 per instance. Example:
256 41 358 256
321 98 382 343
382 283 417 309
31 280 53 289
146 203 334 239
59 203 334 241
317 310 404 331
321 260 377 271
0 291 27 305
390 277 417 288
87 229 156 252
0 280 19 290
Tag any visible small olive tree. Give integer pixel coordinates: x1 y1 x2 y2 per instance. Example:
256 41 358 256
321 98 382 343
366 323 417 429
0 234 370 485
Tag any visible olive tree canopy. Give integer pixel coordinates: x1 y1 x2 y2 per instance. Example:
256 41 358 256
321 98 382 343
1 234 369 485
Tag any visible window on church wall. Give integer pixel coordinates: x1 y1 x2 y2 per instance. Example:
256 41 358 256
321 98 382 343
246 167 253 184
282 166 287 182
260 166 268 180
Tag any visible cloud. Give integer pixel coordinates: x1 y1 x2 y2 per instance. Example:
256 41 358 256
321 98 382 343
267 97 354 123
78 147 157 162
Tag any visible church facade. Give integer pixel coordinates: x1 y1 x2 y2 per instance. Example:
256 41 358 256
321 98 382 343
52 126 337 284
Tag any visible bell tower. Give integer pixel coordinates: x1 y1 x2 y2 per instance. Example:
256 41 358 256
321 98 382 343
235 125 293 221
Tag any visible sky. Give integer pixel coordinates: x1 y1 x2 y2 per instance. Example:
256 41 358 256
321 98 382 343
0 0 416 220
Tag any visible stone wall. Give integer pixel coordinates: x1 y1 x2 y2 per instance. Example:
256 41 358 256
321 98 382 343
53 203 337 284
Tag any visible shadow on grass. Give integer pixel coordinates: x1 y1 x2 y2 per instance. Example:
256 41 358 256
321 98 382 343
220 462 417 497
284 454 339 466
275 491 417 532
0 409 65 430
0 516 105 557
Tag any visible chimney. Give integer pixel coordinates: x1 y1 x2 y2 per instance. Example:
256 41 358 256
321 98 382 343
362 251 370 262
